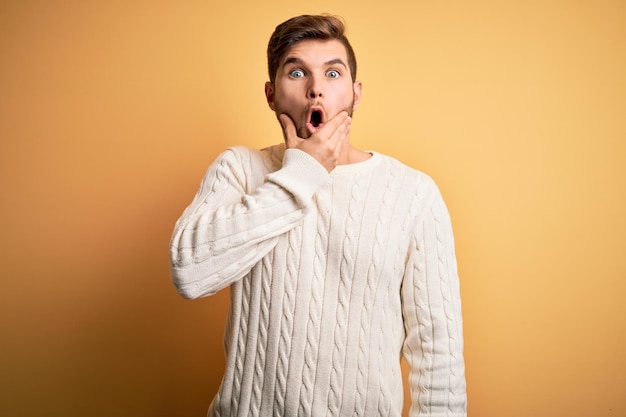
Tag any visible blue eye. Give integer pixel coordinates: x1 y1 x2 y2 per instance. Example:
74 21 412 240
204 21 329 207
289 69 305 78
326 70 340 79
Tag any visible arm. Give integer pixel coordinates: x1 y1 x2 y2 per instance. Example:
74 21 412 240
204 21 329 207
170 111 352 299
402 182 467 416
170 146 329 299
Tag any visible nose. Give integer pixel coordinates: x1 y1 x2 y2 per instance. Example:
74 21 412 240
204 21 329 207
307 76 323 99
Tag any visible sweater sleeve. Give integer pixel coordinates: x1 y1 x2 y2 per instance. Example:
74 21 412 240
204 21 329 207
170 146 329 299
401 181 467 417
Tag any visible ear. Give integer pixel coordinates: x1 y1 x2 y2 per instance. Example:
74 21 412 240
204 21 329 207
352 80 363 111
265 81 276 111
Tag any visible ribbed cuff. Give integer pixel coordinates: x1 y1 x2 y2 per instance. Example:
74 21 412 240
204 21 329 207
266 149 330 205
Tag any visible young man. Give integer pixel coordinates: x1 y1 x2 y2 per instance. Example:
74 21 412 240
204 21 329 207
170 14 466 417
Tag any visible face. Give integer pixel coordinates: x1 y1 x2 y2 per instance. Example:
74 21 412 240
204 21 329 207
265 39 362 139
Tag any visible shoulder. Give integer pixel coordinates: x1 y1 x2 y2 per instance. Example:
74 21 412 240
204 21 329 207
376 152 438 191
221 144 284 173
376 155 456 232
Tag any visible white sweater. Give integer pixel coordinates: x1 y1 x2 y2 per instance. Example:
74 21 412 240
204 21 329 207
170 144 466 417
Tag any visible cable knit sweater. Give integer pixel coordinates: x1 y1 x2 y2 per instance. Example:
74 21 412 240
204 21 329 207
170 143 466 417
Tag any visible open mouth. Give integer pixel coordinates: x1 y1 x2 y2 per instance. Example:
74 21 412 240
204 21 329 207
310 110 322 128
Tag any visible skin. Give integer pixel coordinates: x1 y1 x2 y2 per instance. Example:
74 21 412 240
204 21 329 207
265 39 371 172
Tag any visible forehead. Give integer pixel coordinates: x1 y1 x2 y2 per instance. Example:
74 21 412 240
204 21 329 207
280 39 348 66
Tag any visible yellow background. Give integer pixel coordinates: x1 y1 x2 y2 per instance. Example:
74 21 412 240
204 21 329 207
1 1 625 416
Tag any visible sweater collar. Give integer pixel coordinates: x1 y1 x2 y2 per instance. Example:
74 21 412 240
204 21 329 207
330 151 381 176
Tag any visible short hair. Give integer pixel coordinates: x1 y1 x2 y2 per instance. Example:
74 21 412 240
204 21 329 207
267 14 358 84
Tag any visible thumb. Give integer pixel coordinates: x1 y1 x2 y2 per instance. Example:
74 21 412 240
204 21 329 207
279 113 300 148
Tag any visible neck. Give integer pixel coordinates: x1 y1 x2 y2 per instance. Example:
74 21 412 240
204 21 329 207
338 144 372 165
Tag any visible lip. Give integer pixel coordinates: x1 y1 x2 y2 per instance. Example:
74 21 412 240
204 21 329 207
306 106 325 131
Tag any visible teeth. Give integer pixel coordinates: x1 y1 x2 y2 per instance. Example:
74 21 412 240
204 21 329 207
311 111 322 127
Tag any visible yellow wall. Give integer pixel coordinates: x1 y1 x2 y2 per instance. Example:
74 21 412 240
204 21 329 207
1 1 624 416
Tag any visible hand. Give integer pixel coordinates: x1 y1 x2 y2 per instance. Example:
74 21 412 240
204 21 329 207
279 111 351 173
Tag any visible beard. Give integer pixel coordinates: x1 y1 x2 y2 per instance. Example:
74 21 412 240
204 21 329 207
274 96 356 139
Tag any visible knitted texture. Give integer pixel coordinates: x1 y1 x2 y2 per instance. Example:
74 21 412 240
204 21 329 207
170 144 466 417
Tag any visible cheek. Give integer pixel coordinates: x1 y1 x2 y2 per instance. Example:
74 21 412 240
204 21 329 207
274 90 299 109
335 86 357 109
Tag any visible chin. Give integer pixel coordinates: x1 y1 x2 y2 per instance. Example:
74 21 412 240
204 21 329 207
297 127 312 139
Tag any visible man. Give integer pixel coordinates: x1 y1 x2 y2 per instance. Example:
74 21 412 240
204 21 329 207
170 14 466 417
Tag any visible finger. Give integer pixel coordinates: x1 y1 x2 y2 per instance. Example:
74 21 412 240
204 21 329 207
279 113 301 148
314 111 350 142
325 112 351 144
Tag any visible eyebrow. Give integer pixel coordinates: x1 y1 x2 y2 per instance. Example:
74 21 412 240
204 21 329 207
282 57 348 68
